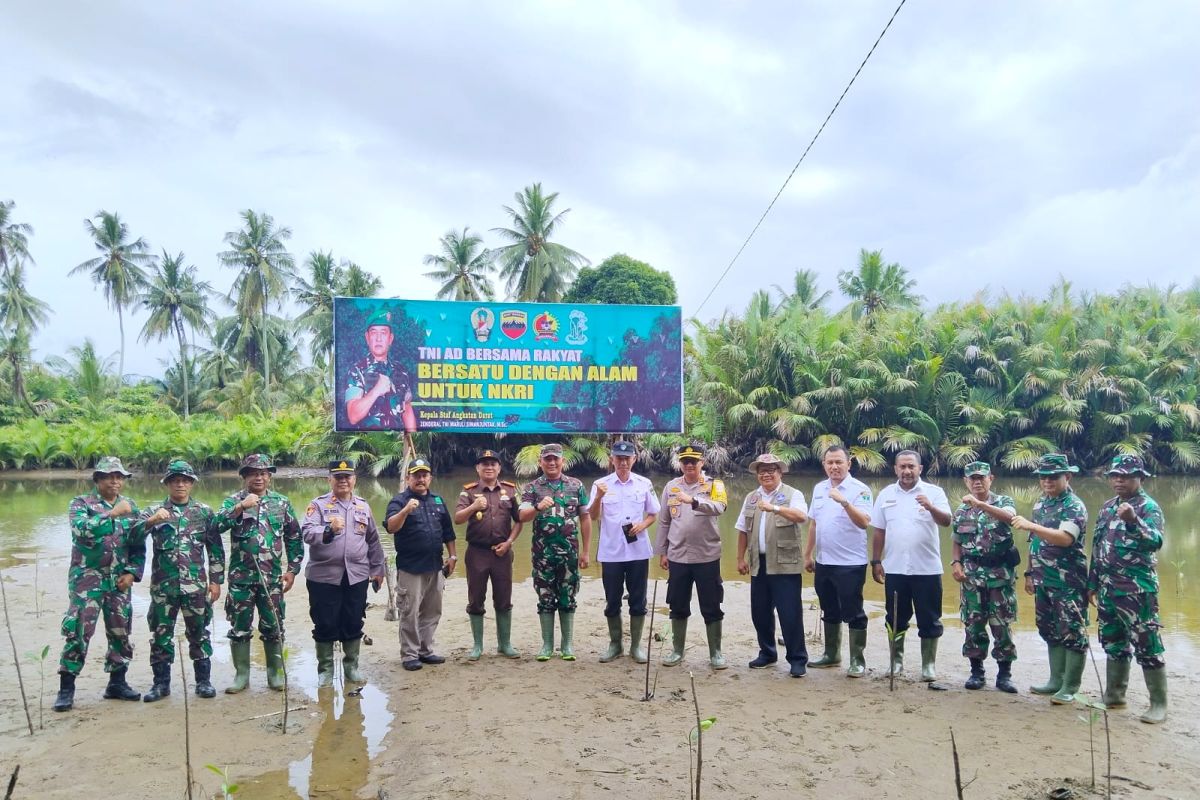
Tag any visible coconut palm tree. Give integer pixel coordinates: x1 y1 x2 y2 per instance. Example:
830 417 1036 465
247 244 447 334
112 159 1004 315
338 261 382 298
46 339 118 405
422 227 496 301
0 200 34 277
492 183 589 301
295 250 339 366
218 210 296 387
139 251 214 417
837 248 920 325
773 268 831 313
70 211 153 378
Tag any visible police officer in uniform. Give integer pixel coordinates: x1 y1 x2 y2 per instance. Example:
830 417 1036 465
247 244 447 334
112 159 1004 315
454 450 522 661
655 445 729 669
344 308 416 431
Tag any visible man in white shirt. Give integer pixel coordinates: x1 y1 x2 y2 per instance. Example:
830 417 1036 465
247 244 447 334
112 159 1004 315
735 454 810 677
588 441 660 663
870 450 952 681
804 445 874 677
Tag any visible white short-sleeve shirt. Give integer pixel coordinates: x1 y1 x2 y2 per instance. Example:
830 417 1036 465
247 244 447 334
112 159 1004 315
869 479 951 575
809 475 873 566
588 472 660 562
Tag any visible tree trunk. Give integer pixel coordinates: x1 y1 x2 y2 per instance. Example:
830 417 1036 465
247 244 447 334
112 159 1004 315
261 306 270 389
117 304 126 380
175 313 190 418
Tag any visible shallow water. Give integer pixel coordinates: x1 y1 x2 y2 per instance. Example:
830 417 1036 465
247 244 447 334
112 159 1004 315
2 468 1196 796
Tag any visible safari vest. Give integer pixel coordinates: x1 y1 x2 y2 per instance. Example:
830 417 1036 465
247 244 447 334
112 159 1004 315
743 484 803 575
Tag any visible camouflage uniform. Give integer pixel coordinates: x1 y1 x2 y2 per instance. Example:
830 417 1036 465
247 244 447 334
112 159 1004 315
58 486 144 675
135 495 225 665
345 356 412 428
212 485 302 642
1089 488 1165 668
521 475 589 613
952 491 1018 661
1028 488 1089 652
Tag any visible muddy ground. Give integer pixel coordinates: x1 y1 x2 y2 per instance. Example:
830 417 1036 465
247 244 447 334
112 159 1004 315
1 553 1196 799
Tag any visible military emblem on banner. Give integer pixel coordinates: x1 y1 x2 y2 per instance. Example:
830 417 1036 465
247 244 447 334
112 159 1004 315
471 307 495 342
533 311 559 342
565 309 588 345
500 310 527 340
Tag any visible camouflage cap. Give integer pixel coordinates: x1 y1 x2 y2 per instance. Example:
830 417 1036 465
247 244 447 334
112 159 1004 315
539 443 564 458
162 459 199 483
1105 454 1153 478
748 453 788 473
328 458 357 475
963 461 991 477
238 453 277 476
92 456 132 479
677 444 705 460
610 441 636 457
475 449 502 465
1032 453 1078 476
407 458 432 475
365 308 393 330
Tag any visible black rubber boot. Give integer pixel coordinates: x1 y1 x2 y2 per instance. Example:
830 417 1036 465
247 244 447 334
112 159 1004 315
965 658 986 690
143 662 172 703
995 661 1018 694
103 667 142 701
53 672 76 712
193 658 216 699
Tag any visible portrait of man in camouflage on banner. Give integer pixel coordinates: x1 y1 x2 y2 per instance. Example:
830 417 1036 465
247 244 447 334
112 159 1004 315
344 308 417 432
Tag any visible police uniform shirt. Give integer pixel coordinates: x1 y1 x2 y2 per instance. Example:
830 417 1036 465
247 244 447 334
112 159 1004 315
809 475 873 566
869 480 951 575
655 475 727 563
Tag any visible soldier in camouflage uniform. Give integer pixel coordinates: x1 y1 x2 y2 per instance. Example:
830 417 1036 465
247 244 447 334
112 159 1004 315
134 460 225 702
518 443 592 661
54 456 145 712
1011 453 1089 705
211 454 303 693
950 462 1019 694
344 308 416 431
1088 454 1167 724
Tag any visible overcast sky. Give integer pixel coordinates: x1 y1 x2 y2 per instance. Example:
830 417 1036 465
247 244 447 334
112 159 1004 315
3 1 1198 377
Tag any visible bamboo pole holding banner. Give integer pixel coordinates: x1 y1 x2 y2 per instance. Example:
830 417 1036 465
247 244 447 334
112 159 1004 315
383 431 417 621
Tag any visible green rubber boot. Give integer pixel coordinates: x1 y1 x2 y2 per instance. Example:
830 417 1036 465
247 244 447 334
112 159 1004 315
1050 648 1086 704
263 639 286 691
1103 658 1131 709
705 620 727 670
1031 645 1065 695
629 615 648 664
225 640 251 694
468 615 485 662
889 633 906 676
1140 666 1168 724
496 610 520 658
809 623 842 668
315 641 335 688
558 611 576 661
920 637 938 682
663 618 687 667
536 613 556 661
342 638 364 683
600 616 624 662
847 628 867 678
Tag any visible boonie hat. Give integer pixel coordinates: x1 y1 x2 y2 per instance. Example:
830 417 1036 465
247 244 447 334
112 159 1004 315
1032 453 1078 476
92 456 133 479
1105 454 1153 478
748 453 788 473
238 453 277 476
162 459 199 483
963 461 991 477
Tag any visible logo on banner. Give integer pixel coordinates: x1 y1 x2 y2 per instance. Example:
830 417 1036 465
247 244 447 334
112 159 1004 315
471 307 494 342
565 310 588 345
533 311 559 342
500 310 528 340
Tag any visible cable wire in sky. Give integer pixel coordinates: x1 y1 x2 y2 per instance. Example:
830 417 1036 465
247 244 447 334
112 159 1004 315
693 0 909 317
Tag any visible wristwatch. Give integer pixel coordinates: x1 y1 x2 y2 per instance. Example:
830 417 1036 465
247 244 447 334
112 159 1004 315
950 559 962 566
870 559 882 566
690 498 699 510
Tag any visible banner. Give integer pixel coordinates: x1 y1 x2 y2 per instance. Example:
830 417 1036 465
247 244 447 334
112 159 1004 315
333 298 683 434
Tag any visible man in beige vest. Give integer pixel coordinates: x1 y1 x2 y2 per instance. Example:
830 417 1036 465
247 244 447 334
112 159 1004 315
736 454 810 677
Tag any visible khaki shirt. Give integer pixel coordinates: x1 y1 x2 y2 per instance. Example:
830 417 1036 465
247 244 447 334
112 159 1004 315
655 475 727 564
738 484 805 575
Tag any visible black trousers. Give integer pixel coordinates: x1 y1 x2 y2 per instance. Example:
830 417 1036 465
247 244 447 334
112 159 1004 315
883 573 943 639
307 573 369 642
601 560 649 617
813 563 868 630
751 563 807 665
665 559 724 623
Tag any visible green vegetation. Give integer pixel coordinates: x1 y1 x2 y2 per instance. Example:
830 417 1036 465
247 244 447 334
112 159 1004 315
2 192 1199 476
